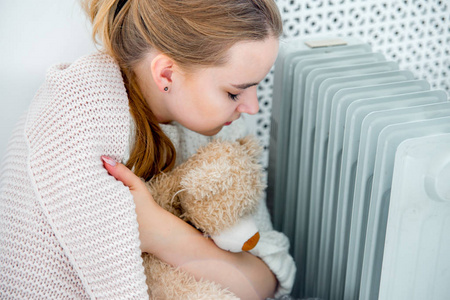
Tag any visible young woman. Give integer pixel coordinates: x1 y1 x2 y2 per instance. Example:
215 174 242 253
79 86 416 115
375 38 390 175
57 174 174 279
0 0 295 299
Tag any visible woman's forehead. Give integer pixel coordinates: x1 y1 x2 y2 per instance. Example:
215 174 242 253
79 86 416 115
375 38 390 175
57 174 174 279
202 37 279 82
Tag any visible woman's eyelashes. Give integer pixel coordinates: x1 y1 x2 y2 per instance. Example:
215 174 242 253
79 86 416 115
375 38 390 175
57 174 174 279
227 92 240 101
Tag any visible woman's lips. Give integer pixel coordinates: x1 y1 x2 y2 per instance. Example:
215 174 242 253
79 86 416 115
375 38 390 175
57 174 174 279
225 115 240 126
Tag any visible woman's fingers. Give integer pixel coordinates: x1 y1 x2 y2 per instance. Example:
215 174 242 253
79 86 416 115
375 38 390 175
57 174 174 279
101 156 143 190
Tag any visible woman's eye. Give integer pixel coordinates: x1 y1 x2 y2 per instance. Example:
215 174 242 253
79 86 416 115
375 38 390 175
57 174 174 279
227 92 240 101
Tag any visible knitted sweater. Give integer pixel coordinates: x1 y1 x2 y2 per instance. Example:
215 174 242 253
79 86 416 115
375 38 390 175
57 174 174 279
0 53 295 299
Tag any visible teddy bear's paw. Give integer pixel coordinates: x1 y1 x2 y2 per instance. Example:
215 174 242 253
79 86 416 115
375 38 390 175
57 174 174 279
210 214 260 252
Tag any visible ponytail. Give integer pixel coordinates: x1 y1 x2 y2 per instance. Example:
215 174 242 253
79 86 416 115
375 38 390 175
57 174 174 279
82 0 176 181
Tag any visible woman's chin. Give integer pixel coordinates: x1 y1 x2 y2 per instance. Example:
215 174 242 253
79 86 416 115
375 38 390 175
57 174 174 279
196 126 223 136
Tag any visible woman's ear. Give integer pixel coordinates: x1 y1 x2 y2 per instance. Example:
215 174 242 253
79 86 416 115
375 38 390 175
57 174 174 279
150 54 174 92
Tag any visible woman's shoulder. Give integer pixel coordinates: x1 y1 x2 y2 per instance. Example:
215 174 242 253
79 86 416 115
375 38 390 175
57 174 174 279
26 51 130 142
32 51 129 114
46 52 124 93
49 52 119 73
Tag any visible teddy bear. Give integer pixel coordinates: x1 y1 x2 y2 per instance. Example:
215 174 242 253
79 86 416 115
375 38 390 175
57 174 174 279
142 135 266 299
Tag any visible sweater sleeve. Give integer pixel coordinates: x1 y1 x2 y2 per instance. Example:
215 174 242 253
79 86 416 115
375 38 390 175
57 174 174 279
24 54 148 299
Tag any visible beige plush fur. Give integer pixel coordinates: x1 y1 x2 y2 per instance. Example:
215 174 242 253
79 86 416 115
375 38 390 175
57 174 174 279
142 136 265 299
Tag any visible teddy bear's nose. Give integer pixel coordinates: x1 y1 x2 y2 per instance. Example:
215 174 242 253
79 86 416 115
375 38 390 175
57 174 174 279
242 232 260 251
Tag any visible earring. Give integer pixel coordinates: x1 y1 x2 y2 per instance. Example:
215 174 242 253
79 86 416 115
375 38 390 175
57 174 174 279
164 87 169 92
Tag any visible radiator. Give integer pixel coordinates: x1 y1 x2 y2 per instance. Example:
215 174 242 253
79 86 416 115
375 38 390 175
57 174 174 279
267 37 450 300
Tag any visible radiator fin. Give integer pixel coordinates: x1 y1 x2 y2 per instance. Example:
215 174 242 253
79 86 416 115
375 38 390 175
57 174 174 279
268 37 450 300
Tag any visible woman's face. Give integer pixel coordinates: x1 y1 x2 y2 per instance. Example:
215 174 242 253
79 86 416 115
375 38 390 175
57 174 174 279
166 36 279 136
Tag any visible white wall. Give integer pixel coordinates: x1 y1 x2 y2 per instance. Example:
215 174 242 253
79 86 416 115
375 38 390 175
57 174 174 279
0 0 96 159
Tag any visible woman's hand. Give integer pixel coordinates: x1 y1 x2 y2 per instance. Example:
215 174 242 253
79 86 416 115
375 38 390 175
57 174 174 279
101 155 166 252
101 156 277 299
101 155 154 206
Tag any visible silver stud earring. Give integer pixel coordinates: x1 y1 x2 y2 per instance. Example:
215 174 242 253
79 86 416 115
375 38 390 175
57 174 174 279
164 87 168 92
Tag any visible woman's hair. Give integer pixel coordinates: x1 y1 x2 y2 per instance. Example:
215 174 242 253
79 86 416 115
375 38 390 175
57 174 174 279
82 0 283 181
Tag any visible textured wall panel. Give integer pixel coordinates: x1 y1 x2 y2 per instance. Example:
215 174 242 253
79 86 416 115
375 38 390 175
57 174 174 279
249 0 449 177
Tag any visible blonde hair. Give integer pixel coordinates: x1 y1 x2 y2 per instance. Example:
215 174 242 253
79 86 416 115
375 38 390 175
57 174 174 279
82 0 283 181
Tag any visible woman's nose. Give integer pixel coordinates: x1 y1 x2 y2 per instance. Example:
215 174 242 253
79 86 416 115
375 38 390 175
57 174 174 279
237 88 260 115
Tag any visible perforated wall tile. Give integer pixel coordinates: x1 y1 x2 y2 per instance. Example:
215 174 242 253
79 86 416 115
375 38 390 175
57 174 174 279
247 0 450 176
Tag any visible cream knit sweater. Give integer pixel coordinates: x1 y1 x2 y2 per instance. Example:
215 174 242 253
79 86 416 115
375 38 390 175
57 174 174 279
0 53 295 299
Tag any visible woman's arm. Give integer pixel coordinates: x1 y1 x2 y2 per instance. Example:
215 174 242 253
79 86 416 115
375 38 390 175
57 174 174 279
102 157 277 299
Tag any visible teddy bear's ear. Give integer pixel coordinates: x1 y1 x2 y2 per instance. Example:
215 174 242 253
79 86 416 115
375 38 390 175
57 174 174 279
237 136 263 161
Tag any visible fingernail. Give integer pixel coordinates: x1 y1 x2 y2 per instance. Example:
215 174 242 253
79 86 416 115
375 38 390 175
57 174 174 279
101 156 117 167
